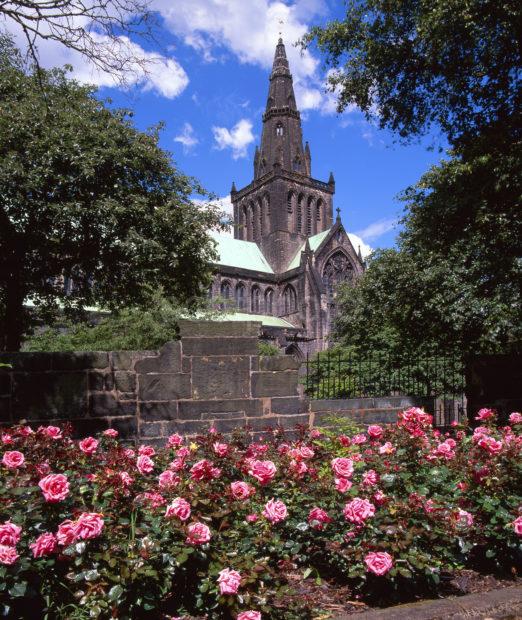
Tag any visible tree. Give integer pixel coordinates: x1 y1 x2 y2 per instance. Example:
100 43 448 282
0 40 222 351
0 0 155 80
334 145 522 357
303 0 521 147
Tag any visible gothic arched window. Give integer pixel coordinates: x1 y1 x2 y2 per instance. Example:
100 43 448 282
297 194 304 233
220 281 232 309
316 199 323 223
276 123 284 136
283 285 297 314
293 157 301 172
251 286 261 313
287 191 294 214
265 288 274 315
250 201 257 240
307 196 314 235
322 251 354 301
235 283 246 310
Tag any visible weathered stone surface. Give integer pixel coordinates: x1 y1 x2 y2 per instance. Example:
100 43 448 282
114 371 136 393
250 356 259 371
270 396 306 416
310 398 375 412
89 372 114 391
138 373 191 401
260 356 300 371
11 372 88 419
206 417 248 433
163 420 209 436
107 416 137 438
0 352 52 371
51 352 109 370
111 351 157 371
140 402 178 421
179 320 260 338
251 372 298 397
192 357 250 400
140 422 163 438
135 342 182 374
277 414 310 428
71 418 108 437
178 398 263 420
89 393 136 417
182 337 258 357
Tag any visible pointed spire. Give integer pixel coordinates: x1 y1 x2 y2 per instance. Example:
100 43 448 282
231 181 237 194
328 171 335 186
271 38 290 78
336 206 341 222
358 245 363 262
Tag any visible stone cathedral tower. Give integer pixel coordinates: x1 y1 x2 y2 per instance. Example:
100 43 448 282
208 39 365 355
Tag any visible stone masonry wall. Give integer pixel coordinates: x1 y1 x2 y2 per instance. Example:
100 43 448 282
0 321 425 442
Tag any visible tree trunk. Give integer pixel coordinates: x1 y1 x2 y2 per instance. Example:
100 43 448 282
1 282 25 352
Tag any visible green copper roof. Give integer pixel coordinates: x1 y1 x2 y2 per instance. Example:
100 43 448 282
287 228 332 270
211 312 295 328
210 231 274 274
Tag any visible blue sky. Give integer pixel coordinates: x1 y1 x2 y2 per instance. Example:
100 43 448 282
6 0 446 254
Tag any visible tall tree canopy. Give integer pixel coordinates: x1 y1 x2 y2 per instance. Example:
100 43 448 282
304 0 521 147
0 38 221 351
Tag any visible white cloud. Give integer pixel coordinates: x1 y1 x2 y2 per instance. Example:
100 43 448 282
4 19 189 99
355 218 396 242
152 0 342 114
174 122 199 152
193 195 234 235
348 233 372 259
212 119 255 159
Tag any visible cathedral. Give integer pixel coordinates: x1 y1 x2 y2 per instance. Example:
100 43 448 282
208 39 365 356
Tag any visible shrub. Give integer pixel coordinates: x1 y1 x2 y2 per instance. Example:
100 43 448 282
0 410 521 619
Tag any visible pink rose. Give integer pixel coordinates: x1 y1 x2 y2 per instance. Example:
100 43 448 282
373 490 387 505
237 612 261 620
39 474 69 502
362 469 379 486
455 509 474 529
167 433 184 447
289 459 308 478
2 450 24 469
335 477 353 493
248 460 277 485
158 470 180 489
138 492 166 508
56 519 78 546
509 412 522 425
119 471 134 487
124 448 135 458
40 426 63 439
165 497 191 521
513 516 522 536
103 429 118 438
169 457 186 472
338 434 351 447
331 457 354 479
246 514 259 523
177 446 190 458
186 522 211 545
262 499 287 524
475 408 495 421
230 481 254 501
308 507 332 530
343 498 376 524
0 545 18 565
217 567 242 595
213 442 230 457
74 513 104 540
367 425 383 439
190 459 221 481
379 442 395 455
478 436 503 455
16 425 33 437
139 445 155 457
136 455 154 474
0 521 21 546
364 551 393 576
79 437 98 454
352 433 367 445
30 532 57 558
1 433 13 444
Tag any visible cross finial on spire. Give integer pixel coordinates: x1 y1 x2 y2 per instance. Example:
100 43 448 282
278 18 284 39
336 207 341 222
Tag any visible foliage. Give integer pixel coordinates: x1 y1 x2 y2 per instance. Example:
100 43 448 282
303 0 520 147
23 295 220 352
0 409 521 619
258 341 281 357
0 38 223 351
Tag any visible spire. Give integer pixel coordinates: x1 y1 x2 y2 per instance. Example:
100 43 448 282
256 38 305 178
304 141 311 175
357 244 363 263
336 206 341 222
328 171 335 186
231 181 237 194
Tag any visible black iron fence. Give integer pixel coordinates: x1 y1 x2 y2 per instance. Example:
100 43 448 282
305 351 466 426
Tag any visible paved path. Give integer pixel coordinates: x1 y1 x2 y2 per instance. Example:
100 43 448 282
333 585 522 619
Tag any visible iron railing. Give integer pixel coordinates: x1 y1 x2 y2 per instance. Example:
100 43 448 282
305 351 466 427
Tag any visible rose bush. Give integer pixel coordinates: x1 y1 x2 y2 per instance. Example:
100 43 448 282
0 409 520 619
